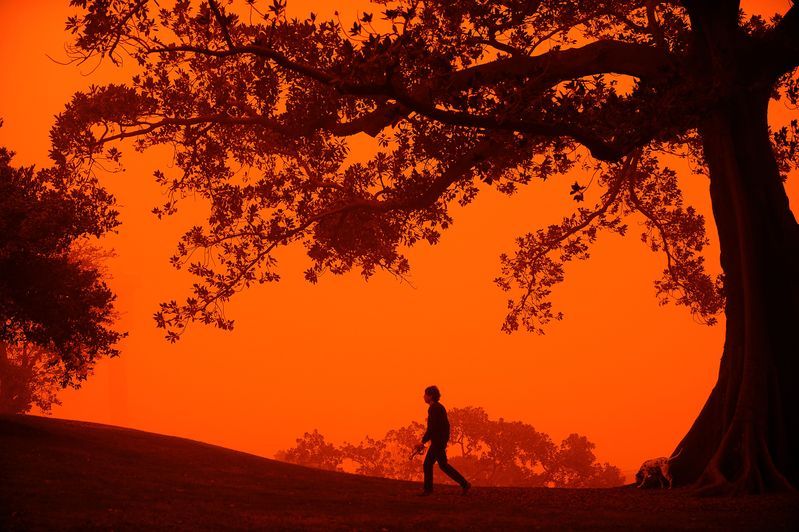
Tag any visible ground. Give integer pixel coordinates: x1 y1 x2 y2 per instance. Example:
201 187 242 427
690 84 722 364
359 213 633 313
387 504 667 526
1 415 797 530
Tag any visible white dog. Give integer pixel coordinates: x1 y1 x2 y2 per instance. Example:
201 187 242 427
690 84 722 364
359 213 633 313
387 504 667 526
635 448 682 488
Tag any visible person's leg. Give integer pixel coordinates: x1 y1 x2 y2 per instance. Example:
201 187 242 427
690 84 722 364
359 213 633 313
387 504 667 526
422 446 436 493
435 446 468 487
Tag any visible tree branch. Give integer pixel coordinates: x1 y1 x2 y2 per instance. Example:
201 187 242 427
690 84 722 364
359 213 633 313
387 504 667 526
148 38 673 159
307 137 496 215
149 43 389 96
680 0 740 21
207 0 235 50
388 80 630 160
761 1 799 79
443 40 673 94
626 175 685 292
506 151 641 323
88 108 404 152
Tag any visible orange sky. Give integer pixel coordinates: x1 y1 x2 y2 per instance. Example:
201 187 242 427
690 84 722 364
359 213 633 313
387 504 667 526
0 0 795 479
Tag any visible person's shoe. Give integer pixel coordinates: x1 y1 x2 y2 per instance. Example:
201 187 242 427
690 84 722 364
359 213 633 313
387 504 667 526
417 490 432 497
461 482 471 496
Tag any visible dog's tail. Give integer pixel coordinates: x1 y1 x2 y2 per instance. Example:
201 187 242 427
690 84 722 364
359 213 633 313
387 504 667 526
667 447 684 462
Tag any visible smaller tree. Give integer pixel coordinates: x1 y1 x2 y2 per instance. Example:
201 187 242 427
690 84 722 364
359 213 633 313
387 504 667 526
549 434 625 488
375 422 425 481
0 142 123 414
449 413 555 487
449 405 490 459
0 341 63 414
275 429 343 471
340 436 391 477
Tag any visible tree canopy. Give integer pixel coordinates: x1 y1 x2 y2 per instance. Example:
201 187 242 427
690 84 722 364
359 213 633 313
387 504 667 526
0 141 123 411
52 0 794 338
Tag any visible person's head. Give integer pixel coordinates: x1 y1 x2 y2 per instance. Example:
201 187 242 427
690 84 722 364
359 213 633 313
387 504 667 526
423 385 441 404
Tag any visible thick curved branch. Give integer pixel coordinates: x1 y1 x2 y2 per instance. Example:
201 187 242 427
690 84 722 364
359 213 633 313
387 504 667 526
681 0 740 23
149 38 674 159
153 38 673 94
444 40 673 93
387 84 631 160
761 1 799 79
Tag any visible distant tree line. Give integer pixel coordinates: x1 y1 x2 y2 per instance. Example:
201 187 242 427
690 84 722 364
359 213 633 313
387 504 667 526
276 406 624 488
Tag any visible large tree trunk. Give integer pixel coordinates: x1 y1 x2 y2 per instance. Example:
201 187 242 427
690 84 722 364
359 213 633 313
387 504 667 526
668 83 799 493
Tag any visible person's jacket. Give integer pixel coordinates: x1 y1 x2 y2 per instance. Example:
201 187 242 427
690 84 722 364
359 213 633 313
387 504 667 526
422 401 450 446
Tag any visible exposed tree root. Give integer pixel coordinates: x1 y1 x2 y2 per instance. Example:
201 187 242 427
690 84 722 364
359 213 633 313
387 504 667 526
693 421 796 496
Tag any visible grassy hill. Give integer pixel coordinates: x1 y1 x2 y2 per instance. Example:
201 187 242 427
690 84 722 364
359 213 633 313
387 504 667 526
1 415 797 530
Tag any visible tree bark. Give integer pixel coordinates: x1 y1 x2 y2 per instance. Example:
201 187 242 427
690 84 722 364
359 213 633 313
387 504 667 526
669 84 799 493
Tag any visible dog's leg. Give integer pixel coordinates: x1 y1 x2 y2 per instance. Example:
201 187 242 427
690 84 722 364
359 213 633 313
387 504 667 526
658 471 666 488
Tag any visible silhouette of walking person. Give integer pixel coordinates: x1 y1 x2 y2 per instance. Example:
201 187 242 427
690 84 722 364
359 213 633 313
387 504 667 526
415 385 471 496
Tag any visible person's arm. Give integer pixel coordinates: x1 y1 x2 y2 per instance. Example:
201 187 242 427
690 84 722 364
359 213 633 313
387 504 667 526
422 406 438 445
422 405 442 444
421 406 435 444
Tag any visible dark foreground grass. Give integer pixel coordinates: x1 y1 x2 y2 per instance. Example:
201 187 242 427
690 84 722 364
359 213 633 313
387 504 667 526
1 414 797 531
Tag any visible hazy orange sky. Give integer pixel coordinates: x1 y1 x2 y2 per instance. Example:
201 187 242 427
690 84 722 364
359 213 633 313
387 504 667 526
0 0 795 478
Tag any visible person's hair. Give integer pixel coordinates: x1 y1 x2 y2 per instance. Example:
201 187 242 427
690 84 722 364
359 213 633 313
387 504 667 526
424 385 441 401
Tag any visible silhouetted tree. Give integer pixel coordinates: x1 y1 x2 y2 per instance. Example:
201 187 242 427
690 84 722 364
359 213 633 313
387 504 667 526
339 422 424 480
0 143 122 413
549 434 625 488
464 417 554 486
0 342 63 414
56 0 799 493
340 435 390 477
275 429 344 471
277 406 620 487
380 422 425 480
449 405 490 459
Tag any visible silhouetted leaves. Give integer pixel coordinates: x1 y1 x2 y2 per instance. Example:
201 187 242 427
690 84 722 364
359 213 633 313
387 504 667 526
569 181 586 202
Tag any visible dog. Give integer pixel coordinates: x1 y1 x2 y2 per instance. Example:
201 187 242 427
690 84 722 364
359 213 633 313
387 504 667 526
635 448 683 489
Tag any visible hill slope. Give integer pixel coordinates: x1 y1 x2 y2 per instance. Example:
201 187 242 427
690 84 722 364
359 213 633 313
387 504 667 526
1 415 797 530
